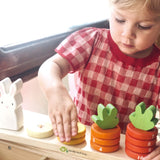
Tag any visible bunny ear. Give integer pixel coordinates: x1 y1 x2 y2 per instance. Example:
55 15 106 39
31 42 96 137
9 78 23 96
0 77 12 95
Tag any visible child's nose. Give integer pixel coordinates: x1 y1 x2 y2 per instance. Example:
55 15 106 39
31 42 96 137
121 26 136 40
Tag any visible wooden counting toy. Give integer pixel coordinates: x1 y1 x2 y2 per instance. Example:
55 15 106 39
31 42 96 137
0 77 24 130
125 102 158 159
57 122 86 145
91 103 120 153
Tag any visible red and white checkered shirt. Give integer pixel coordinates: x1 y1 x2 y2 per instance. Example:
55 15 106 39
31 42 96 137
55 27 160 133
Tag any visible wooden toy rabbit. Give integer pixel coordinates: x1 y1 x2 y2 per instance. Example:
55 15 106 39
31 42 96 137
0 77 24 130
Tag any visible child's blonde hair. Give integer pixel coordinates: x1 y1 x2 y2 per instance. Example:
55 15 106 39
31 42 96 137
109 0 160 48
109 0 160 15
155 36 160 48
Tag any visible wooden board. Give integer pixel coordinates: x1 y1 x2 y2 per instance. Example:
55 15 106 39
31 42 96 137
0 110 134 160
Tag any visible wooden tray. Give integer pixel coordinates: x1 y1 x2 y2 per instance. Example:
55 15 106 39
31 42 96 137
0 110 133 160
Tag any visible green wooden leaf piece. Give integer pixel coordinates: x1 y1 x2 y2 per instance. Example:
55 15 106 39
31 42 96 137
129 102 158 131
92 103 119 129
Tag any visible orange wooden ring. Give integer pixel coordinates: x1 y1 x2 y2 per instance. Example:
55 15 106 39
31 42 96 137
91 135 120 146
90 141 119 153
71 132 85 139
91 123 121 139
125 132 156 147
57 136 85 145
125 147 148 159
72 122 86 139
127 123 158 140
125 140 155 154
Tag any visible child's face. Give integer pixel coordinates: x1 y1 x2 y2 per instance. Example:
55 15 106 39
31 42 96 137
109 5 160 58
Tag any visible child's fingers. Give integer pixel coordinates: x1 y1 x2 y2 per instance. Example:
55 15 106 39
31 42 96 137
62 104 77 142
63 112 72 142
50 116 58 136
56 114 65 142
71 119 78 136
71 106 78 137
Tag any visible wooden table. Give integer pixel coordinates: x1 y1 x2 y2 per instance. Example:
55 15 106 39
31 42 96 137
0 110 135 160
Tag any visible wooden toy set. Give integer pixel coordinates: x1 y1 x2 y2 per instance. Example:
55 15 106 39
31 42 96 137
90 104 121 153
0 77 159 159
125 102 158 159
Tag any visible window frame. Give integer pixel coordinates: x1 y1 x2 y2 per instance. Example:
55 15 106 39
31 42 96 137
0 20 109 82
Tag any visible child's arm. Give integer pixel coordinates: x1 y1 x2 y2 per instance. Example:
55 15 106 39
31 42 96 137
38 54 78 142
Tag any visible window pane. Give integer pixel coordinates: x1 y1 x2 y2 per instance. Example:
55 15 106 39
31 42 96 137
0 0 109 47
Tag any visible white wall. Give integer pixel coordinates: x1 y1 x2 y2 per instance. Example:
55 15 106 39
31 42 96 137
21 76 69 114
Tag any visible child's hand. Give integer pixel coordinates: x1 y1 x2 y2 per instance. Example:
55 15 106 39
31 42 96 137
142 141 160 160
38 54 78 142
48 84 78 142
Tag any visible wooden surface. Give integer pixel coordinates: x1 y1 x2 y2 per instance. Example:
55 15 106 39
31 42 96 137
0 110 134 160
0 140 45 160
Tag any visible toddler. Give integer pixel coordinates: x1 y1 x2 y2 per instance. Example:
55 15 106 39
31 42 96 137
38 0 160 159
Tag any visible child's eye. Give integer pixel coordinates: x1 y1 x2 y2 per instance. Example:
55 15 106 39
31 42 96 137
115 18 125 23
137 24 152 30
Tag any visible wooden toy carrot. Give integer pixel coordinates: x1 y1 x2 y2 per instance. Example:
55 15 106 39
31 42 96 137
91 103 120 153
125 102 158 159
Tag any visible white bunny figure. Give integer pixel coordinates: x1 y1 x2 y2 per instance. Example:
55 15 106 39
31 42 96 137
0 77 24 130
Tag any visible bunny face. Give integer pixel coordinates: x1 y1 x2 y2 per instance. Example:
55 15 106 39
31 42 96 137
0 94 17 110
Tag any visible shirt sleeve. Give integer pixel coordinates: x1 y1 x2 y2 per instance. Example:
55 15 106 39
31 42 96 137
55 27 100 72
